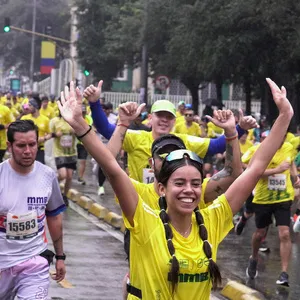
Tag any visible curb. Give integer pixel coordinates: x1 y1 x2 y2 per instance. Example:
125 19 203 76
66 187 124 230
88 203 109 219
221 280 265 300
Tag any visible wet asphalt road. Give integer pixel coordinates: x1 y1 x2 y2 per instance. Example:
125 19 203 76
48 207 127 300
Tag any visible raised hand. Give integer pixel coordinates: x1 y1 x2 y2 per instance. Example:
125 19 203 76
83 80 103 103
238 110 259 130
57 81 83 127
118 102 146 126
206 109 236 132
266 78 293 116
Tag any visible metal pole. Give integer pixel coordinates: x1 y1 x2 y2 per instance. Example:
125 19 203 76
29 0 36 90
140 0 149 105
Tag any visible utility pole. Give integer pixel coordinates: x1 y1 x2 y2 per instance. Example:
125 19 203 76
29 0 37 90
140 0 149 105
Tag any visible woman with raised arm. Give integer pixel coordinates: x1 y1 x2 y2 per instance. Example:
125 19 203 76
58 79 293 299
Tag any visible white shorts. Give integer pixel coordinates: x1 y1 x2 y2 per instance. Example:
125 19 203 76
0 256 50 300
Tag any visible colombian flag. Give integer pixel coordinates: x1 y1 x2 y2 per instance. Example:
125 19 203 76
40 41 56 74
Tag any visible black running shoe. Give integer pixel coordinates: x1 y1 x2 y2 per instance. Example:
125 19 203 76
246 256 258 279
276 272 289 287
235 217 247 235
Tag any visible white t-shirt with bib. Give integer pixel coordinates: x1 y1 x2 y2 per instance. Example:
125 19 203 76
0 160 65 269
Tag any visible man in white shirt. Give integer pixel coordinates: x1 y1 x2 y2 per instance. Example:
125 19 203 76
0 120 66 300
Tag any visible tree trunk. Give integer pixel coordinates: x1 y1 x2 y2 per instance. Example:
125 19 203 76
181 77 200 115
215 76 224 109
243 77 251 115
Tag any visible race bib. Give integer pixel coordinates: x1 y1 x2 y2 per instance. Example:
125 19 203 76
60 135 73 148
6 211 38 240
268 174 286 191
143 168 154 184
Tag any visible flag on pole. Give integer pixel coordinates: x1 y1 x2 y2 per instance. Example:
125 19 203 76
40 41 56 74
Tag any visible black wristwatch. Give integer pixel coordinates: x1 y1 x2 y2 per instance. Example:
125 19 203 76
55 253 66 260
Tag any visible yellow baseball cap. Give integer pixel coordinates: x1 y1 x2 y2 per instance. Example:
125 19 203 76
151 100 176 117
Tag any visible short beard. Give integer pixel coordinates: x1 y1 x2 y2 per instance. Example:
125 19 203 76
11 149 34 168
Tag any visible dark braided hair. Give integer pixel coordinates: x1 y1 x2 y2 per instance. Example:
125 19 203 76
194 208 222 288
157 155 221 293
159 194 179 294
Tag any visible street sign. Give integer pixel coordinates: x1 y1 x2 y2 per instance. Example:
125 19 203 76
155 75 170 91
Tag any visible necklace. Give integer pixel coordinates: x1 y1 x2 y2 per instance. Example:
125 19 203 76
171 222 192 237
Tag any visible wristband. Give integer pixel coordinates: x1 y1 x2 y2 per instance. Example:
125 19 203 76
55 253 66 261
76 125 92 139
225 133 238 141
117 123 129 128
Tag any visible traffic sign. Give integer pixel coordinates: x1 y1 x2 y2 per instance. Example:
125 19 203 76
155 75 170 91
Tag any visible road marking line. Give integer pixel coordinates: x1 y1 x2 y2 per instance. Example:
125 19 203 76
49 270 74 288
68 201 124 242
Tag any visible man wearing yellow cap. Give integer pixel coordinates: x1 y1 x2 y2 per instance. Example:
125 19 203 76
83 80 258 183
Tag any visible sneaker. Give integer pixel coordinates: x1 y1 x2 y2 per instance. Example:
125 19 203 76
98 186 105 196
78 178 86 185
235 216 247 235
259 240 270 253
63 195 69 207
246 256 258 279
276 272 289 287
293 215 300 232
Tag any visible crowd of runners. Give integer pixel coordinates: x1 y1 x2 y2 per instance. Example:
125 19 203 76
0 77 299 299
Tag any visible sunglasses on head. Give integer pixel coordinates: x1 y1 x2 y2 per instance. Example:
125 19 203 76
165 150 203 165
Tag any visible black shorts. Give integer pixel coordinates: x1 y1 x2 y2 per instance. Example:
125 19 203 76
253 201 292 229
245 192 254 214
0 149 6 162
55 156 77 170
77 144 88 160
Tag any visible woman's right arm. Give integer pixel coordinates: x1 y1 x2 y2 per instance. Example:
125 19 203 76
225 78 294 215
58 82 138 225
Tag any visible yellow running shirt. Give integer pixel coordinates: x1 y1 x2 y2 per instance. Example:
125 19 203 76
239 139 253 156
0 105 14 150
173 122 201 137
21 114 50 150
40 106 56 120
131 178 210 210
50 117 77 157
123 131 210 183
124 194 233 300
242 142 294 204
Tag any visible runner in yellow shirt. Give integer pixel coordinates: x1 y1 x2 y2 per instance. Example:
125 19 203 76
175 100 185 125
40 96 56 120
21 98 51 164
5 100 18 120
50 115 77 206
0 104 14 161
58 78 293 299
173 106 201 136
242 138 297 286
108 108 243 298
239 131 254 157
77 105 93 185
